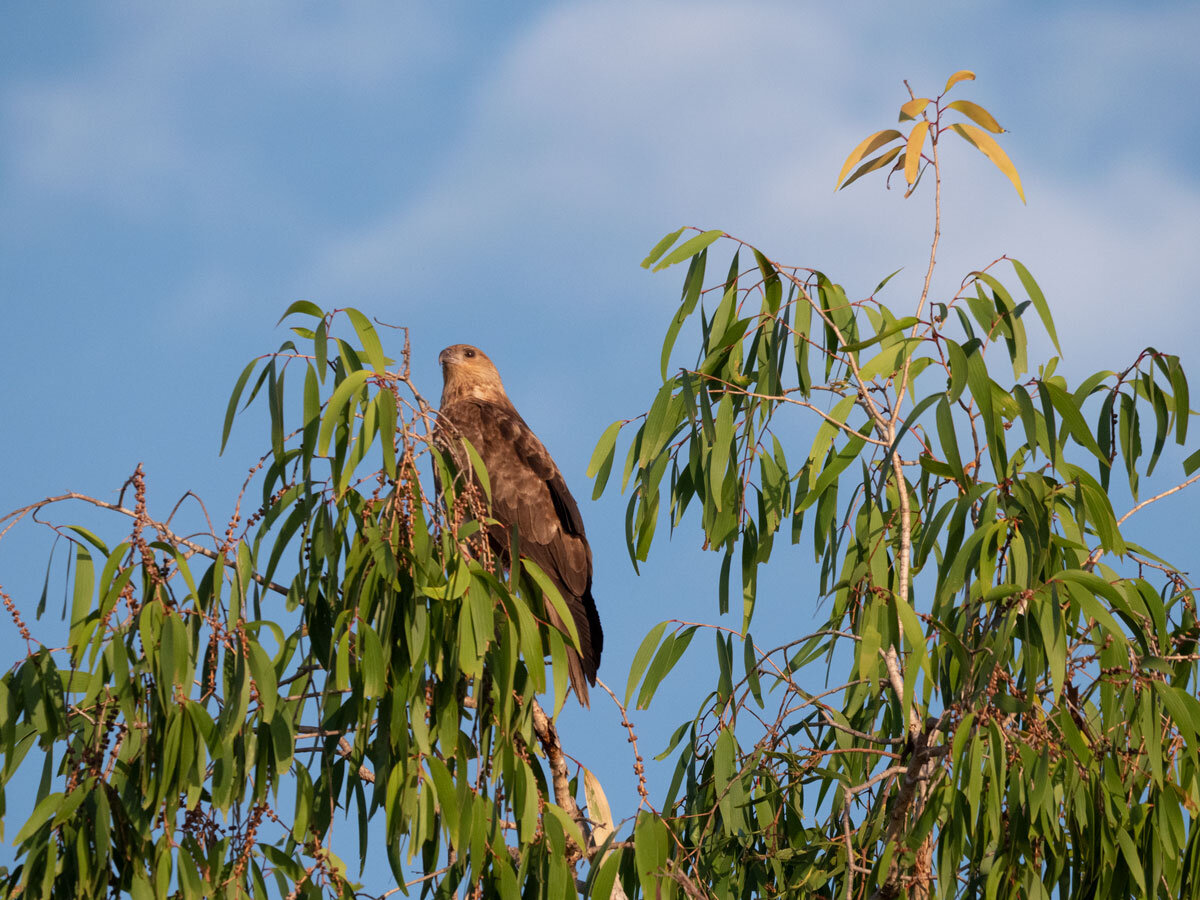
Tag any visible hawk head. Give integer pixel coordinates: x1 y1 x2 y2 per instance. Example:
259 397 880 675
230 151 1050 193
439 344 507 404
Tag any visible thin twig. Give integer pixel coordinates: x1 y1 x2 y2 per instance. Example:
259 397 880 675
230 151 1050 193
3 493 289 596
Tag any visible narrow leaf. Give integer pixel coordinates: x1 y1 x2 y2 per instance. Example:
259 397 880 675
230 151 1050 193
946 99 1003 133
899 97 931 121
905 121 930 185
943 70 976 92
221 359 259 453
625 621 668 708
317 369 371 457
950 123 1025 202
274 300 325 326
839 146 903 191
344 308 388 373
652 229 724 272
835 130 903 189
1010 258 1061 355
641 227 685 269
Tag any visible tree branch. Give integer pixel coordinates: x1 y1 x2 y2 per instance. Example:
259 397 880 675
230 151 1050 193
3 492 289 596
530 697 587 863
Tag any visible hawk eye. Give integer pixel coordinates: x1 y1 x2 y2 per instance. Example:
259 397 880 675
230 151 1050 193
465 349 476 358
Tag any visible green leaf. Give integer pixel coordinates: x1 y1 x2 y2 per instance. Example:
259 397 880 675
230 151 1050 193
70 544 94 633
1056 570 1127 645
840 317 920 353
641 227 685 269
317 368 371 457
1168 356 1190 445
709 393 735 512
879 393 939 484
660 250 707 377
275 299 325 325
547 627 570 716
743 633 763 708
358 623 385 699
1154 682 1199 746
460 437 493 505
894 592 930 679
945 339 968 402
936 396 966 483
714 727 747 833
1040 381 1106 463
246 640 278 721
221 359 259 453
652 229 724 272
334 630 351 694
1010 259 1061 356
633 812 671 900
376 387 398 479
1116 829 1146 894
13 790 61 845
968 348 1009 477
589 851 623 900
544 803 587 859
873 268 904 295
1185 446 1200 476
625 621 668 708
314 317 329 379
640 382 678 468
588 420 623 496
344 307 388 373
637 627 696 710
523 560 580 652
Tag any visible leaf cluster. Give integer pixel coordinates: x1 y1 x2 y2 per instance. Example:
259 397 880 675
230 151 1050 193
0 308 608 899
591 76 1200 898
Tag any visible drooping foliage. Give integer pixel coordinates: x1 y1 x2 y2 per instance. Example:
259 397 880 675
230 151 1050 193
596 70 1200 899
0 313 611 899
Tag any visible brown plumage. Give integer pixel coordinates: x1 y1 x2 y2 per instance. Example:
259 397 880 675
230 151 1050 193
435 344 603 707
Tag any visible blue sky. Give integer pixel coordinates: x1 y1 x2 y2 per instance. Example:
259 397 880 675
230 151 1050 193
3 0 1199 888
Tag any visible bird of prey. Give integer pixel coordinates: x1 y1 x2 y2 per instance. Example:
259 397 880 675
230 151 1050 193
435 344 603 707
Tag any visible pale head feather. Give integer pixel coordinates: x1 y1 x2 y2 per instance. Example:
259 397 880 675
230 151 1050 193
438 344 509 405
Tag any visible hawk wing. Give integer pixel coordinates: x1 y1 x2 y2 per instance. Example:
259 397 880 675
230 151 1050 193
436 398 603 700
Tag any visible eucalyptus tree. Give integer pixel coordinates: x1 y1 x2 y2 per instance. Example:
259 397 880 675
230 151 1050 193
2 72 1198 900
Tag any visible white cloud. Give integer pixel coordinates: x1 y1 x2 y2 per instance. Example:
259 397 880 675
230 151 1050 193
303 0 1200 379
2 3 449 221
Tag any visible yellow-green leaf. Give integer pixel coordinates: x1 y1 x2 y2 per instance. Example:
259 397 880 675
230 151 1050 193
544 803 587 858
641 227 685 269
344 308 388 373
944 70 976 93
950 123 1025 203
835 130 903 190
587 420 623 478
317 368 371 456
904 121 930 186
946 99 1003 133
626 621 668 708
899 97 930 121
524 560 580 652
633 812 671 899
652 230 723 272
